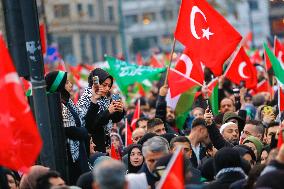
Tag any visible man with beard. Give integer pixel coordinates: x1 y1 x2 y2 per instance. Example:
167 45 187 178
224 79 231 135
155 85 179 134
220 122 239 145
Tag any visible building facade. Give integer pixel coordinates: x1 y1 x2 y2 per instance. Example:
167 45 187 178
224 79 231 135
122 0 181 57
269 0 284 38
43 0 121 64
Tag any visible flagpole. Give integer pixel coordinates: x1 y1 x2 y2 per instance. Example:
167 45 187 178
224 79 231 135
164 38 177 85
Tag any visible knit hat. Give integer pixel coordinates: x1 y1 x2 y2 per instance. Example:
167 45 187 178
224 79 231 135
45 71 67 93
200 157 215 182
219 122 237 134
214 147 242 173
243 136 263 158
222 112 243 125
88 68 113 87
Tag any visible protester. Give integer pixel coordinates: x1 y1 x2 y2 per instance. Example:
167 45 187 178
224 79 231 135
127 144 144 174
219 122 239 145
45 71 90 184
36 170 65 189
132 128 146 144
146 118 166 135
78 68 125 153
170 136 192 159
204 148 246 189
93 159 127 189
136 118 149 130
1 168 19 189
188 118 210 168
139 136 169 188
243 136 264 161
20 165 50 189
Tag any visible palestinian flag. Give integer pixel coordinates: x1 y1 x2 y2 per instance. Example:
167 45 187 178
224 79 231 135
208 78 219 116
264 43 284 86
166 85 200 130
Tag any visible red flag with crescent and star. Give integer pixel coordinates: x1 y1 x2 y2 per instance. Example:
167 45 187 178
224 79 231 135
224 47 257 89
0 35 42 172
174 0 242 76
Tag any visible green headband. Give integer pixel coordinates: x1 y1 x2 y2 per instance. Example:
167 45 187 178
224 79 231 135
49 71 65 93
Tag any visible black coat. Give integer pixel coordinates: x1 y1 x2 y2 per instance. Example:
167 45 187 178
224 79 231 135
203 172 245 189
207 123 233 150
85 102 125 153
138 163 159 189
190 144 207 168
155 95 179 134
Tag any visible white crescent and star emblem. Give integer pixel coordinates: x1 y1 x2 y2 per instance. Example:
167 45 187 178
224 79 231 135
179 53 193 76
190 6 214 40
238 62 249 79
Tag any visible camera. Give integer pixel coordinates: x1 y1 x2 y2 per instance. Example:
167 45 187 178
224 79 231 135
93 76 99 85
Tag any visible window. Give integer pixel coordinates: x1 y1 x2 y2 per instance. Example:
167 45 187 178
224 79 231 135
80 34 88 62
111 36 117 56
57 36 73 60
161 10 173 21
54 4 70 18
77 3 83 16
88 4 94 17
125 15 138 27
91 35 98 62
248 0 258 11
142 12 156 25
100 35 107 57
108 6 114 22
98 0 105 21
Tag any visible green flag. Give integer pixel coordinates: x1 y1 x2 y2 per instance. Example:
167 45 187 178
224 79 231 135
166 85 201 130
209 83 219 116
106 55 166 94
264 43 284 85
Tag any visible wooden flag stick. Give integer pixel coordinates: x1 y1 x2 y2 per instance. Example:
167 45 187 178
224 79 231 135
164 38 177 85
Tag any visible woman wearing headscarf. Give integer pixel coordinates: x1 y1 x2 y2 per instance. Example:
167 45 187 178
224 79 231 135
45 71 90 184
77 68 125 153
127 144 144 174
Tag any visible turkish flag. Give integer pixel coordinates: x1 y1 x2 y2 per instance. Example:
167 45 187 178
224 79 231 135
175 0 242 76
168 68 200 98
125 119 133 147
225 47 257 89
39 22 47 54
0 35 42 172
250 50 262 65
110 144 121 160
279 85 284 112
150 55 163 68
243 32 253 50
175 48 204 84
156 148 184 189
274 37 284 64
131 99 140 131
250 80 273 96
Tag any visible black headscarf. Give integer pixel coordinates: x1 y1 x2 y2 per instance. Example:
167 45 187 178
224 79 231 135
127 144 144 173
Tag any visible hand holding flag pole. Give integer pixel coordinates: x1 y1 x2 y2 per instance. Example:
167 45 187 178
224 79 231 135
164 38 177 85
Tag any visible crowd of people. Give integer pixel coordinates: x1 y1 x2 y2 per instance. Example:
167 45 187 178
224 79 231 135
1 65 284 189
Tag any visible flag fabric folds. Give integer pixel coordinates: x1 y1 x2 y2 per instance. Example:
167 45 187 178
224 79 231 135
0 35 42 172
156 147 184 189
175 0 242 76
106 56 165 94
225 47 257 89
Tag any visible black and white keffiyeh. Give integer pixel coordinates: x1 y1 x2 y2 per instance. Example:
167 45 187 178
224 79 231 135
62 99 84 162
77 87 112 133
